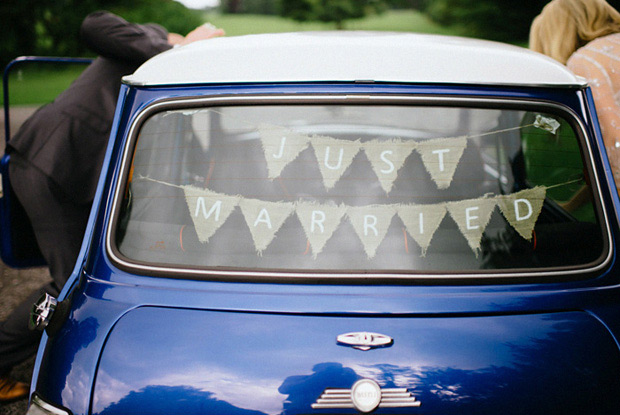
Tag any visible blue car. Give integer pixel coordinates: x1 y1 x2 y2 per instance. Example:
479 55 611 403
11 32 620 414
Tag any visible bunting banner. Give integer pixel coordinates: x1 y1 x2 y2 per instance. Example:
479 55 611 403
347 205 397 259
256 116 559 192
311 135 361 190
295 201 347 258
534 114 561 135
258 123 310 179
496 187 546 241
447 196 498 256
182 186 240 243
139 113 565 259
144 180 556 259
396 203 447 257
238 197 296 255
363 139 415 194
416 136 468 190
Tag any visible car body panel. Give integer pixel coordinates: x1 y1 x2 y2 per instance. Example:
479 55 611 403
90 306 620 415
24 34 620 415
123 32 584 87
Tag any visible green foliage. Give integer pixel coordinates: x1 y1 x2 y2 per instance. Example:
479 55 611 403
423 0 548 42
3 64 88 106
6 9 465 106
279 0 387 29
0 0 203 69
220 0 279 15
111 0 204 35
204 9 462 36
0 0 38 68
386 0 426 10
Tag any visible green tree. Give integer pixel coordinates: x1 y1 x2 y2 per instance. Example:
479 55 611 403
0 0 39 68
424 0 548 43
111 0 204 35
220 0 278 14
279 0 387 29
1 0 203 68
221 0 244 13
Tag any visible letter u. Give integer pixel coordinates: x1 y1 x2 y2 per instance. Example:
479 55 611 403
325 146 344 170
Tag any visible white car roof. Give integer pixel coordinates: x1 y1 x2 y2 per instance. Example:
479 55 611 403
123 31 585 87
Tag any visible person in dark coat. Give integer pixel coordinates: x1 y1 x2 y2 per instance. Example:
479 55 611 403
0 11 223 401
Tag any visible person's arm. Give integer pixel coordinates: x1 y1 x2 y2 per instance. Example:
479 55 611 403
80 11 172 65
567 39 620 187
567 44 620 151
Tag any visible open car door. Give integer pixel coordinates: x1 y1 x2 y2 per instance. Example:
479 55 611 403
1 56 91 268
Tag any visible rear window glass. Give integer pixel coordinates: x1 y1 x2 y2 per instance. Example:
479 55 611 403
113 102 605 274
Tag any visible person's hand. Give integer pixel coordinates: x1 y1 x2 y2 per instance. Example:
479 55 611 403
168 33 185 46
180 23 225 46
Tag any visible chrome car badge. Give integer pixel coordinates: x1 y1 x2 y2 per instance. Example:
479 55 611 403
351 379 382 412
337 332 393 351
312 380 421 412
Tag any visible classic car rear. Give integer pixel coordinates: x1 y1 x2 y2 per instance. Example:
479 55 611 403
24 32 620 415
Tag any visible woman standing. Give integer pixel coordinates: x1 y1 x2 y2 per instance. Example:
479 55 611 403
530 0 620 184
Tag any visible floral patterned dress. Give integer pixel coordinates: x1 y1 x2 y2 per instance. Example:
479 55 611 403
567 33 620 186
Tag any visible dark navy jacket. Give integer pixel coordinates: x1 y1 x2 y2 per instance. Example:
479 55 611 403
8 11 172 203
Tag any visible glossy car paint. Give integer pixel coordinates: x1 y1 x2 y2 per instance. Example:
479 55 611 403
28 78 620 415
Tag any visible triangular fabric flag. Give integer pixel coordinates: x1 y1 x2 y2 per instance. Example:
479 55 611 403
447 197 497 255
239 198 295 254
182 185 240 243
347 205 396 259
311 135 361 190
534 114 561 135
295 201 347 258
363 139 416 194
258 123 310 179
416 136 468 189
497 186 546 241
396 203 447 257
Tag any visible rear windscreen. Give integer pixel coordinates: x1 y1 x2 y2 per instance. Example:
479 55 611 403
113 103 605 274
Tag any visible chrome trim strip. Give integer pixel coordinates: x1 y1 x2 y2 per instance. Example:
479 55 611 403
337 332 394 350
30 395 71 415
106 93 612 281
311 386 421 409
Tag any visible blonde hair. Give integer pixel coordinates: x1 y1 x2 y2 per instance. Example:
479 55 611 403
530 0 620 64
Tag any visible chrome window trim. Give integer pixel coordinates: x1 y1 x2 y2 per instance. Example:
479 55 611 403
105 93 612 282
28 395 71 415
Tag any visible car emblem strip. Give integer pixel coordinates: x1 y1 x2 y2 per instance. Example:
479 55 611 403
336 332 394 351
311 387 421 410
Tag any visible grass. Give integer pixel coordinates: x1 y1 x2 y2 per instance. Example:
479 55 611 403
3 64 88 106
2 10 464 106
204 9 465 36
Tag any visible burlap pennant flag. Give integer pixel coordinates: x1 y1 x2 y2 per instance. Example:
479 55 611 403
311 135 361 190
258 123 310 179
534 114 561 135
497 186 546 241
239 198 295 254
416 136 468 189
182 185 240 243
363 139 416 194
347 205 396 259
447 197 497 255
396 203 447 257
296 201 347 258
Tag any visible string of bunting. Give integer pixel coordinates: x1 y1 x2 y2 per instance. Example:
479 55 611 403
133 113 564 259
137 176 579 259
257 114 561 192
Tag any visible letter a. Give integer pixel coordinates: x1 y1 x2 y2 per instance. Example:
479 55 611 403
254 208 273 229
